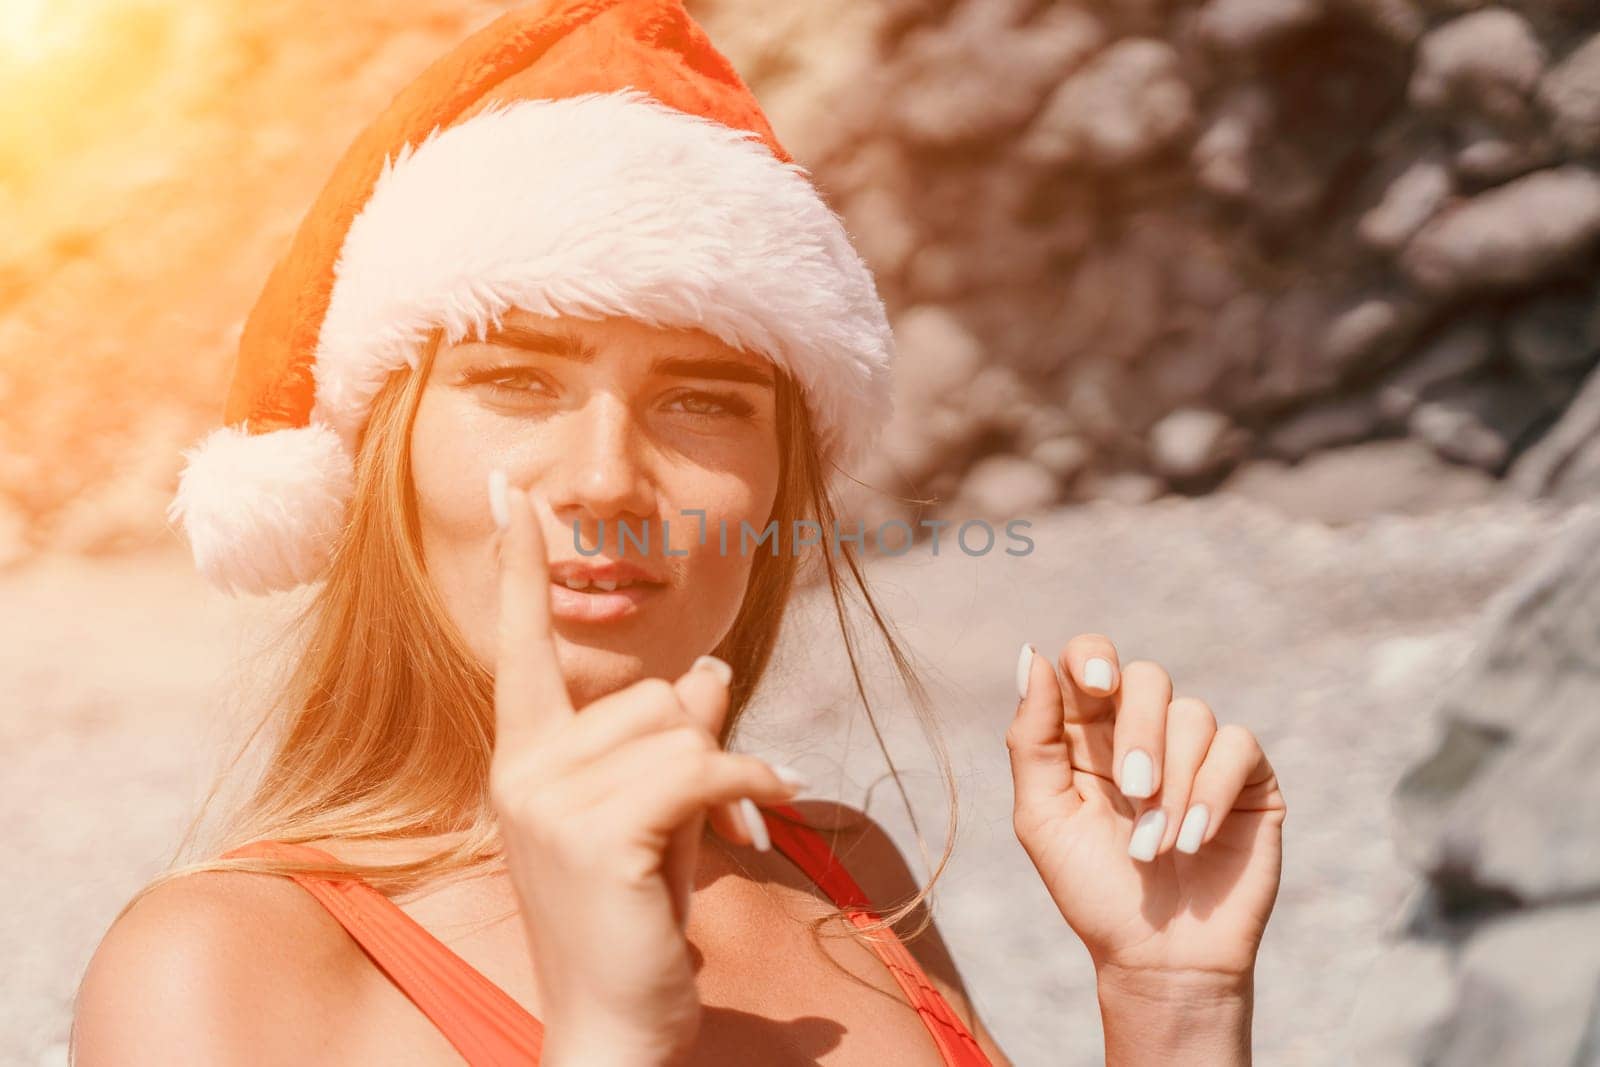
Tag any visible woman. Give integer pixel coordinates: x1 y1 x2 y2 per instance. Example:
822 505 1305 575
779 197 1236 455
73 2 1286 1064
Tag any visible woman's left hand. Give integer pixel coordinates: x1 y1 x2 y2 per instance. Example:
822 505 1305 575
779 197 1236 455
1006 634 1287 990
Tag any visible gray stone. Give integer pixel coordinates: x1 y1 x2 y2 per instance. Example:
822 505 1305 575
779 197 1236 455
1436 902 1600 1066
1264 395 1384 461
1377 318 1496 422
1453 129 1557 185
1021 39 1196 170
1074 468 1167 504
1191 86 1274 200
1359 156 1455 252
1321 296 1424 375
1340 939 1457 1065
894 304 986 407
1029 435 1091 481
1409 9 1547 124
1539 32 1600 154
1147 407 1245 480
1340 0 1427 45
1400 166 1600 295
1508 360 1600 503
1393 509 1600 901
1408 378 1550 473
892 3 1106 148
1220 438 1497 523
958 455 1060 517
1197 0 1325 54
1506 290 1600 384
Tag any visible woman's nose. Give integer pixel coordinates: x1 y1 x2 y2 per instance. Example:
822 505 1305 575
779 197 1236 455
548 393 657 530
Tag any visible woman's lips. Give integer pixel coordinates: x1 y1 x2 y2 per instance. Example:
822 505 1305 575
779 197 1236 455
548 579 664 623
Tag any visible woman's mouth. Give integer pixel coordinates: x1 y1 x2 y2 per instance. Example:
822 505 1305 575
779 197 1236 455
548 574 665 623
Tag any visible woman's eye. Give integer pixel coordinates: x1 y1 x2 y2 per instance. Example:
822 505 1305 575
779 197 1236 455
664 390 756 419
462 365 554 398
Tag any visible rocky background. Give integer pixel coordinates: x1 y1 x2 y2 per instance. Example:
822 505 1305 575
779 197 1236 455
3 1 1598 1064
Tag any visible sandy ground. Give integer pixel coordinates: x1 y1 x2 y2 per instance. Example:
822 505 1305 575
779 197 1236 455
5 487 1592 1066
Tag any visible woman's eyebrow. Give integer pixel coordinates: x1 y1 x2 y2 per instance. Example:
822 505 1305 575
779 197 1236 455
651 355 775 388
478 324 598 361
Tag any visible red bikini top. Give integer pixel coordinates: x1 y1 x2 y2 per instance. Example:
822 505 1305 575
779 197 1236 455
221 802 992 1065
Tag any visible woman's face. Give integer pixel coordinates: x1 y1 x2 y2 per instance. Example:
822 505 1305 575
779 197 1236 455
410 310 782 708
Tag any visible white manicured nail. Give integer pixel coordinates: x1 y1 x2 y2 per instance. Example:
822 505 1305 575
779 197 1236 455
771 763 810 793
739 797 771 851
1016 643 1035 700
693 654 733 685
1120 748 1154 798
487 468 510 530
1084 657 1114 692
1128 808 1167 862
1176 803 1209 854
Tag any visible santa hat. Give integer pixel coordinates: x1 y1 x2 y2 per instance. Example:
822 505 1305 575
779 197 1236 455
167 0 894 597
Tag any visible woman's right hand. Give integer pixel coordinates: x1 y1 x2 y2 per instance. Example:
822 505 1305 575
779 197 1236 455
487 478 802 1065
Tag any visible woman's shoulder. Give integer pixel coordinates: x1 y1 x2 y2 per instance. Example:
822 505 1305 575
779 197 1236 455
73 857 369 1065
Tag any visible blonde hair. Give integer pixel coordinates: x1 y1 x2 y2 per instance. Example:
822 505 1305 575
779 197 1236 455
121 325 959 958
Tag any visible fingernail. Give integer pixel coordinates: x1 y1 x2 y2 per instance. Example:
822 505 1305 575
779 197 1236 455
1084 657 1114 692
739 797 771 852
487 468 510 530
1176 803 1209 854
1015 643 1035 700
1128 808 1166 862
771 763 810 794
1120 749 1154 798
693 654 733 685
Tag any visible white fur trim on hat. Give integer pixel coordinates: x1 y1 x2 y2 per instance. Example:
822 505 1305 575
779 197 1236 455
166 422 355 597
312 87 894 468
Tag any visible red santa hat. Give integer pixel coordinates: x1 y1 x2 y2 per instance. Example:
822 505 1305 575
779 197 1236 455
167 0 894 596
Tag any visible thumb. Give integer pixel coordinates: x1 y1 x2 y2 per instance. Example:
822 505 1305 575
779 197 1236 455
1008 643 1082 823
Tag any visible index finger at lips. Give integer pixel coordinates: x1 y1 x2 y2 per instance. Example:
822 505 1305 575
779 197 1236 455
494 477 574 744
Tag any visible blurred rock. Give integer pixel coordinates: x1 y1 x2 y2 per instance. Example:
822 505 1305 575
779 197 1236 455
1197 0 1325 54
1394 508 1600 902
1505 287 1600 388
1264 395 1385 461
1400 166 1600 294
1191 86 1274 200
1358 156 1454 252
1376 319 1494 426
1409 9 1547 124
1028 434 1091 482
1341 939 1456 1066
1074 468 1166 504
1147 407 1246 481
1508 359 1600 502
892 3 1105 149
1436 902 1600 1066
1321 295 1426 376
957 454 1059 517
1453 127 1557 185
1538 31 1600 154
1021 39 1195 169
1408 377 1551 473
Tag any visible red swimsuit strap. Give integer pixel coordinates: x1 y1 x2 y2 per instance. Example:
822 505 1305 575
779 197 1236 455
219 838 544 1066
221 806 990 1066
760 803 993 1067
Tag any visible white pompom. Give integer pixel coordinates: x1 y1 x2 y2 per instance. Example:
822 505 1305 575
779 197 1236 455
166 422 355 596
